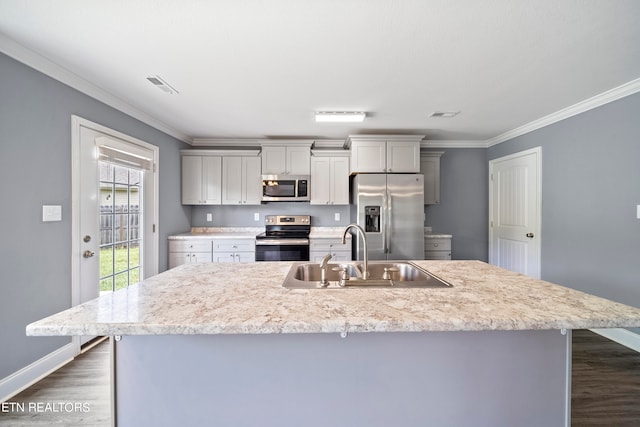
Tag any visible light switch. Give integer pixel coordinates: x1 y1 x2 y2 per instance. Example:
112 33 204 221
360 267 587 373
206 213 213 222
42 205 62 222
637 205 640 219
334 212 340 221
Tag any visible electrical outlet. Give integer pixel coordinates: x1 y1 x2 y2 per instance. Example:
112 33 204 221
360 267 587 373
254 212 260 221
637 205 640 219
206 213 213 222
334 212 340 222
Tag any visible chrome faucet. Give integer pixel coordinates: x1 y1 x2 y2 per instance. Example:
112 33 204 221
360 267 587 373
319 253 333 287
342 223 369 280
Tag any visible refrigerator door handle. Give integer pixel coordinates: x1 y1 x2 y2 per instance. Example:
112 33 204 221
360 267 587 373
384 191 391 254
382 191 388 254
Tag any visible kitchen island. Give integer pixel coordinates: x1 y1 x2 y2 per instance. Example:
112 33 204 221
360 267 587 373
27 261 640 426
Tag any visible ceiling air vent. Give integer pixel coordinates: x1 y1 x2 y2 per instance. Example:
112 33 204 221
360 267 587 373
429 111 460 118
146 75 179 94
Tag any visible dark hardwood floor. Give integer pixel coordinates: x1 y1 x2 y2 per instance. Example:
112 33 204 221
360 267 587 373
1 331 638 426
571 329 640 426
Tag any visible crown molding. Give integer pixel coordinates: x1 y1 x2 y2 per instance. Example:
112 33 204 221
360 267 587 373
421 140 486 149
486 77 640 147
191 138 262 147
0 33 192 144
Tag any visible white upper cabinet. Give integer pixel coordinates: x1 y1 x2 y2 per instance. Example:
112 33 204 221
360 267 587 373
182 149 260 205
386 141 420 172
310 151 350 205
420 151 443 205
349 141 386 173
348 136 423 173
261 143 311 175
181 155 222 205
222 155 262 205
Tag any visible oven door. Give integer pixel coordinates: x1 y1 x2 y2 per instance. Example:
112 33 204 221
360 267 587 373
255 239 310 262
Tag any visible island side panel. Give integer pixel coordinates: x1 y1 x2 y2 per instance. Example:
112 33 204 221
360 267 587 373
114 331 569 427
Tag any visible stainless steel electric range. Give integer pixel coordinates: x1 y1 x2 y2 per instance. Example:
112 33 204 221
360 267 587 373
254 215 310 262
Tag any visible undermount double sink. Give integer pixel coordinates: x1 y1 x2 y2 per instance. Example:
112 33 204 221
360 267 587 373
283 261 452 289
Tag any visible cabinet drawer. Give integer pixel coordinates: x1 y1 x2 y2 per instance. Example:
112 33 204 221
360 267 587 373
310 250 352 262
214 239 255 252
424 238 451 251
310 238 350 252
424 251 451 260
169 240 213 253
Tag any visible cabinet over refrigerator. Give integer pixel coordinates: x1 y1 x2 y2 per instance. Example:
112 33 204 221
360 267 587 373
351 174 424 260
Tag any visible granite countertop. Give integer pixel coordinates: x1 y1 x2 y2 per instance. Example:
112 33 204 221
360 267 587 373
169 227 262 239
26 261 640 337
169 227 349 239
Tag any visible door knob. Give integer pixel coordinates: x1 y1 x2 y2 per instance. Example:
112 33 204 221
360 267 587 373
526 233 534 238
83 250 95 258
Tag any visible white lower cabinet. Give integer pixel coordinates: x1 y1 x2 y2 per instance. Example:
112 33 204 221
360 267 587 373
309 237 352 262
168 239 213 269
213 239 256 263
424 235 452 260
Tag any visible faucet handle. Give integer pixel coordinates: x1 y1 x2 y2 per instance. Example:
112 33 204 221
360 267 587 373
331 266 350 287
382 267 399 280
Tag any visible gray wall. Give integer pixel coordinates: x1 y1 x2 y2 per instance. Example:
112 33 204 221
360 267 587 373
192 203 351 227
0 53 190 380
488 92 640 313
424 149 489 261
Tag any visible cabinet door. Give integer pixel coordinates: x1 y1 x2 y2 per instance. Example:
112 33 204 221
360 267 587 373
191 252 212 263
169 252 190 269
221 157 243 205
286 146 311 175
331 157 350 205
387 141 420 172
350 140 386 173
261 146 287 174
212 252 237 263
242 156 262 205
310 157 331 205
236 252 255 262
420 154 441 204
182 156 203 204
202 156 222 204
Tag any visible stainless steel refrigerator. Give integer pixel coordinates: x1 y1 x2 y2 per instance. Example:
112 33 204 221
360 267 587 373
351 174 425 260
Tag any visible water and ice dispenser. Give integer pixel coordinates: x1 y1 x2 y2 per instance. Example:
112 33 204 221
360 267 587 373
364 206 380 233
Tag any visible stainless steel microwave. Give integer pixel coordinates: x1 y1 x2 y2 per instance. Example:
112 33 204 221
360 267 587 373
261 175 310 202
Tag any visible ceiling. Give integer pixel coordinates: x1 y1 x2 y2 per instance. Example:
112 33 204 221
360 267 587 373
1 0 640 146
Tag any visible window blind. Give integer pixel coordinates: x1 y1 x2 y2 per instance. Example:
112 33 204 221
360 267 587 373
96 136 154 171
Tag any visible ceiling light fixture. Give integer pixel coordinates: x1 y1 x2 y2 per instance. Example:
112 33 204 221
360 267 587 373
429 111 460 118
315 111 366 123
146 75 179 94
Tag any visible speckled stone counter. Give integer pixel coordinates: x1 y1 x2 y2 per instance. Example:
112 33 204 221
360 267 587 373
168 227 263 239
26 260 640 336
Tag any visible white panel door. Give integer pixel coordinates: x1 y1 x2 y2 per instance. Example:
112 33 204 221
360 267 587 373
489 147 541 278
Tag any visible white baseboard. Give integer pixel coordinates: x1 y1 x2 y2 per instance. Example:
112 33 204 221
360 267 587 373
0 343 76 403
590 328 640 353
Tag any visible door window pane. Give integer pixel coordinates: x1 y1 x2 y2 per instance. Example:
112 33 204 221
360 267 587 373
99 161 144 294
